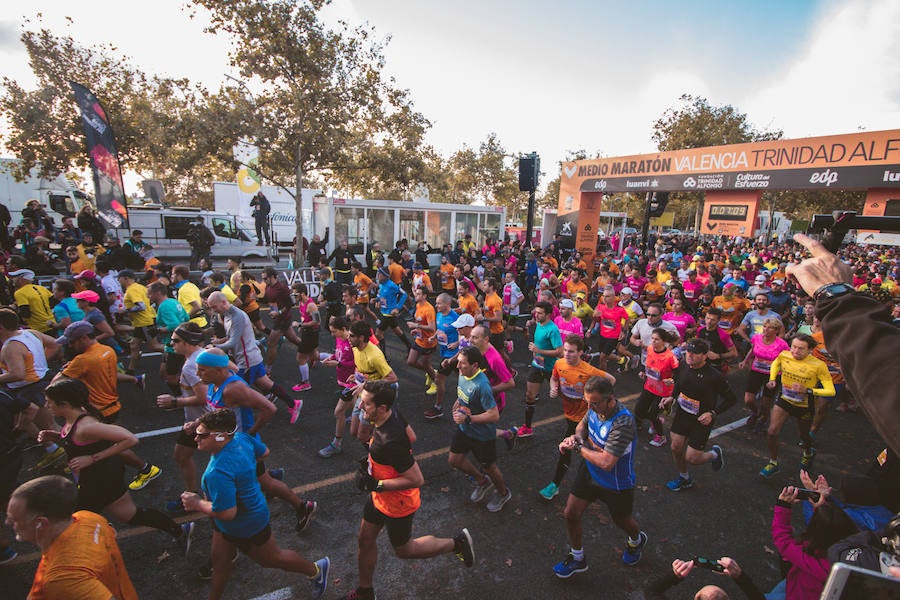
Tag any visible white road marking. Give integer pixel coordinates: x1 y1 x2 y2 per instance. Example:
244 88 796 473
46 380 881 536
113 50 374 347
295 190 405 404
710 416 750 439
135 426 183 439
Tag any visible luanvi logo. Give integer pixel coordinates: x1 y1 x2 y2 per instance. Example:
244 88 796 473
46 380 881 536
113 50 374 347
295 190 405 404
563 165 577 178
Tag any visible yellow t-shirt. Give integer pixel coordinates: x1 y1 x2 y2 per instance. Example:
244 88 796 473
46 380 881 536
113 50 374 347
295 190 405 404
14 284 54 333
220 284 238 304
352 343 393 381
123 282 156 328
177 281 208 327
769 351 835 406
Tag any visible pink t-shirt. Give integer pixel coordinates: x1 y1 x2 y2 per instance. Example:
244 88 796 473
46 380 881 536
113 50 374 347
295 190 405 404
333 337 356 387
554 315 584 339
662 312 696 340
483 345 513 412
749 334 789 373
682 280 704 301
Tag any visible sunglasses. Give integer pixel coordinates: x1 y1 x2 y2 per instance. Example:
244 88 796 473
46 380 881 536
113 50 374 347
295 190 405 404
171 337 183 344
194 431 214 439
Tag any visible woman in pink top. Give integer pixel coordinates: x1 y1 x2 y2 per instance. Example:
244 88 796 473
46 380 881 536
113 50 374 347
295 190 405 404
769 482 856 600
662 298 696 341
740 317 788 428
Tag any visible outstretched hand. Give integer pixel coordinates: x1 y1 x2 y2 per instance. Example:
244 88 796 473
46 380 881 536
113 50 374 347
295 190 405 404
785 234 852 296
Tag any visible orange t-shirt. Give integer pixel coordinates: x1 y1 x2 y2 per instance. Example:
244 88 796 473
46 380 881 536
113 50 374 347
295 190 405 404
457 294 479 317
552 360 608 422
711 295 747 332
483 292 504 334
354 272 374 304
29 511 138 600
643 281 665 302
388 262 405 285
643 347 679 397
62 342 119 416
567 281 589 299
439 263 456 290
413 301 437 349
811 330 844 385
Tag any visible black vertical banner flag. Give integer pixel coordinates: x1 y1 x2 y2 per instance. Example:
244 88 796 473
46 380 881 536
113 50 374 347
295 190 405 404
69 82 129 228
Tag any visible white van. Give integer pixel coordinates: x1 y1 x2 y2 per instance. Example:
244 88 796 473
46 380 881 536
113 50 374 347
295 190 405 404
110 205 271 261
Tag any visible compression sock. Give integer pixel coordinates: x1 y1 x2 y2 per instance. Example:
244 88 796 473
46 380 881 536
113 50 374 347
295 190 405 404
553 451 571 486
298 364 310 383
525 403 536 428
130 507 182 538
269 383 293 405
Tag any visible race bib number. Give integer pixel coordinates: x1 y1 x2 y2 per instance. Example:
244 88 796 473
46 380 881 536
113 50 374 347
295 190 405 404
436 330 448 345
751 358 771 372
781 384 808 406
602 318 616 330
645 367 661 381
684 289 695 298
532 353 545 369
560 382 582 398
677 393 701 415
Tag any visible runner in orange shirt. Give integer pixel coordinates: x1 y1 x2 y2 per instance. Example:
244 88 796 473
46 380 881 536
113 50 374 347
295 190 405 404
456 282 480 318
479 278 509 366
439 256 456 295
538 335 616 501
635 329 679 448
406 287 438 395
711 283 748 335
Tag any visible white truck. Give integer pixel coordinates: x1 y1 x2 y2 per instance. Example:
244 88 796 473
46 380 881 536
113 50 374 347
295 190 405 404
213 181 320 249
0 158 92 225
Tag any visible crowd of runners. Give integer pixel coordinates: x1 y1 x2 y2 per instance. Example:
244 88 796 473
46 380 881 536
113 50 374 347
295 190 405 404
1 229 899 599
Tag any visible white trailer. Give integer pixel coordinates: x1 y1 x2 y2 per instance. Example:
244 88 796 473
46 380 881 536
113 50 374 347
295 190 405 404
213 181 319 248
0 158 92 226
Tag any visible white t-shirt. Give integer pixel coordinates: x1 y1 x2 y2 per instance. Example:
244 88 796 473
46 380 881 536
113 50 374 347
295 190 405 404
101 272 125 314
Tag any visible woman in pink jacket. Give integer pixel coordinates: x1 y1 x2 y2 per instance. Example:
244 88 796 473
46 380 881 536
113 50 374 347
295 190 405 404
767 478 857 599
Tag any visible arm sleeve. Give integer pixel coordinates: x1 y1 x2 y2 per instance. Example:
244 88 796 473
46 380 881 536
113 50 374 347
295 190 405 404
771 503 831 580
812 363 836 397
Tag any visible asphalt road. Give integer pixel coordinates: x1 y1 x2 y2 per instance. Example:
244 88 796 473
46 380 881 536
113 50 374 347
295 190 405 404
1 326 885 600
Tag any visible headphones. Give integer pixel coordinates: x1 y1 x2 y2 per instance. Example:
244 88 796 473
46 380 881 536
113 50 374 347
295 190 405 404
214 426 238 443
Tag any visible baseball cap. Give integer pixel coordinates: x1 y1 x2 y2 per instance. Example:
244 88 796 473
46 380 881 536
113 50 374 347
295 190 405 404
684 338 710 354
723 282 736 290
74 270 97 281
575 292 587 300
560 299 575 309
56 320 94 345
8 269 35 280
451 313 475 328
620 287 633 296
872 277 883 284
771 279 784 286
754 275 766 284
117 269 136 279
72 290 100 303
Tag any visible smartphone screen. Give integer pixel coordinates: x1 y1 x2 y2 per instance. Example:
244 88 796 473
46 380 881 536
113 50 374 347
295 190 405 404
823 564 900 600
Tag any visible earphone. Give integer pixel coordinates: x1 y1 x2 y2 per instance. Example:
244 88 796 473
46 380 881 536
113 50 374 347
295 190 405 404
215 426 238 442
215 434 226 442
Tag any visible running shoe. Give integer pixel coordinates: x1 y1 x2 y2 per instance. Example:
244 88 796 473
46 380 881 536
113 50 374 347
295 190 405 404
553 552 589 578
0 546 17 565
36 446 66 470
649 434 668 447
539 482 559 501
486 488 512 512
516 425 534 438
317 442 342 458
710 445 725 472
424 372 433 389
165 499 186 514
425 382 437 395
454 528 475 567
128 465 161 490
293 382 312 392
759 461 781 478
134 373 146 391
666 475 694 491
501 426 518 451
178 522 195 555
469 478 495 503
289 399 304 425
423 406 444 420
295 501 318 533
800 448 817 470
310 557 330 599
622 531 648 566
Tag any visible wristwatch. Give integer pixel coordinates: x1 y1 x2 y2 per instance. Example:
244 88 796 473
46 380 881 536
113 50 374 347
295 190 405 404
813 282 855 302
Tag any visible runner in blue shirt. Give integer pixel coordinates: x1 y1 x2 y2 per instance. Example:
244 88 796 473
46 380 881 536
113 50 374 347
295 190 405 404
181 409 330 600
520 301 563 438
552 376 649 577
425 293 459 420
374 267 411 352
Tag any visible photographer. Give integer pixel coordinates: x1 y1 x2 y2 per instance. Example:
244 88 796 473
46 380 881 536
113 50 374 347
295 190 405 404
185 216 214 270
250 191 271 246
643 556 765 599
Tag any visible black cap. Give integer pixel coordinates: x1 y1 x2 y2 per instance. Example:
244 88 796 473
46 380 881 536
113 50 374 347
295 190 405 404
684 338 710 354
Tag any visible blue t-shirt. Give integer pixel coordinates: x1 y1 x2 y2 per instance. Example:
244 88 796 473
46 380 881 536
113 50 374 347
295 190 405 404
532 320 563 372
202 432 269 538
436 310 460 358
52 297 85 323
377 279 408 316
456 370 496 441
156 298 189 351
585 405 636 491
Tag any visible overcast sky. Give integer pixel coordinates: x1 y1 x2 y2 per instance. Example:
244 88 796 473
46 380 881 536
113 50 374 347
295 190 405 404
2 0 898 193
